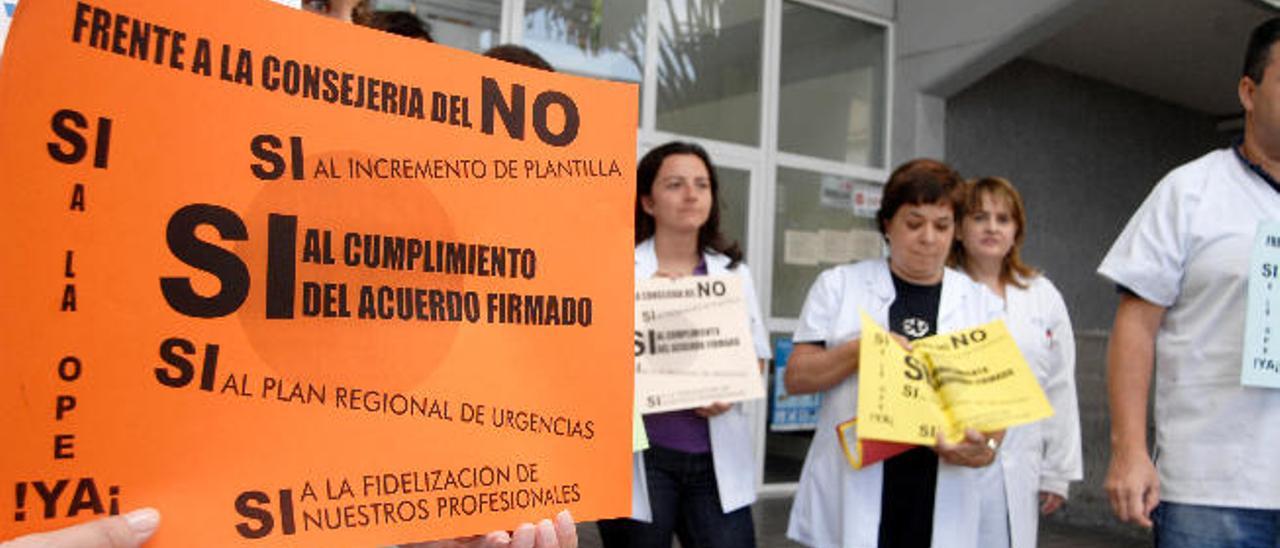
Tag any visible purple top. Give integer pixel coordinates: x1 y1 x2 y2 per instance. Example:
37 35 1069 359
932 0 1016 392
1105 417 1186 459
642 260 713 454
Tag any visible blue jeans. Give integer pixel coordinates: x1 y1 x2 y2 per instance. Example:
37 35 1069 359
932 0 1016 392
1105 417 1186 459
1154 501 1280 548
597 446 755 548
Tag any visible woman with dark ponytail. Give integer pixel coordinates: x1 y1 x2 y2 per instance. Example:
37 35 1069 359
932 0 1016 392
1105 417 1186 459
597 141 769 548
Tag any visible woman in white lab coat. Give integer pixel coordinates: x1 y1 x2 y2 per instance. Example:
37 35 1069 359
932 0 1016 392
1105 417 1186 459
597 141 771 548
949 177 1083 548
784 159 1005 548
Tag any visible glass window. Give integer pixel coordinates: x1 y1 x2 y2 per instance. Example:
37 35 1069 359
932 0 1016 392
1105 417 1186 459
771 167 882 317
379 0 501 52
778 1 886 167
522 0 646 84
765 332 815 483
717 165 750 253
655 0 763 146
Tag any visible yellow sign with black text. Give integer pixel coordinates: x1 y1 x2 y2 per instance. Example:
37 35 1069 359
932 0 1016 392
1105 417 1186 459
854 313 1053 446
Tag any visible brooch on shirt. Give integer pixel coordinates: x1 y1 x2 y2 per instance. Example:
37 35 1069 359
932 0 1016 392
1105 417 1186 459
902 317 930 338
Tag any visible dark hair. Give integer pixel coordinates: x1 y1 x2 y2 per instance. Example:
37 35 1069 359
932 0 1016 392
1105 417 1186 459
357 11 434 42
483 44 554 72
304 0 370 21
948 177 1039 288
635 141 743 268
875 158 964 241
1245 18 1280 83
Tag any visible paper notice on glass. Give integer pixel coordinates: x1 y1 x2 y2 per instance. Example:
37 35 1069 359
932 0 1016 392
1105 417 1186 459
852 181 882 219
820 229 857 264
771 340 822 431
820 176 855 211
853 313 1053 446
635 275 766 414
822 229 883 263
1240 220 1280 387
785 230 821 265
850 229 883 260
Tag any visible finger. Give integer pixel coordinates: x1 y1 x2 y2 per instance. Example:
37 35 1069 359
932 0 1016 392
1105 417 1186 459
554 510 577 548
1123 484 1145 525
509 523 537 548
482 530 513 548
934 431 951 450
1138 481 1160 529
1104 475 1122 519
6 508 160 548
891 334 913 351
964 428 984 444
1133 503 1153 528
534 519 557 547
1040 493 1063 515
933 435 963 465
1105 481 1125 522
1112 481 1133 523
1048 498 1063 514
695 403 730 418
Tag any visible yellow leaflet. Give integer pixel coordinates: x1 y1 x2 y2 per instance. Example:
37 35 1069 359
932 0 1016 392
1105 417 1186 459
855 312 1053 446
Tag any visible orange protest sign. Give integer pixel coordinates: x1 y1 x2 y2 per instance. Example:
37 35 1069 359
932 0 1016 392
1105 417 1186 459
0 0 636 545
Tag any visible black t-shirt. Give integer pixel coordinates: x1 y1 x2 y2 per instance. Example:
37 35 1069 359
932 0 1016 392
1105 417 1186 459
877 273 942 548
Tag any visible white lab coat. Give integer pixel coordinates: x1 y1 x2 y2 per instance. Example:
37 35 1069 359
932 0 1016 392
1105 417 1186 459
628 238 772 521
977 274 1083 548
786 259 1003 548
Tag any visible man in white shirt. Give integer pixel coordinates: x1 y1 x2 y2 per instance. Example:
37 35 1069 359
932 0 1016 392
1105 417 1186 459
1098 17 1280 547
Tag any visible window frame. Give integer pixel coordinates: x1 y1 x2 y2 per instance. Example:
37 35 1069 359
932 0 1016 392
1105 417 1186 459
502 0 895 491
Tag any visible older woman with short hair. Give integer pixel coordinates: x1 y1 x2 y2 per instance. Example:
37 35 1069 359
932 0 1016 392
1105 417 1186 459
785 159 1005 548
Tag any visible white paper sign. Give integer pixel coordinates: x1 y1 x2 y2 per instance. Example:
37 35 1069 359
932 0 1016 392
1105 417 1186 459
820 176 855 211
635 275 765 413
1241 220 1280 387
820 229 857 264
785 229 821 266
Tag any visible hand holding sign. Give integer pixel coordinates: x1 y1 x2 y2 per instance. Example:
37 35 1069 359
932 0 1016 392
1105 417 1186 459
1 509 578 548
0 508 159 548
403 510 578 548
853 312 1052 446
934 428 1002 468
